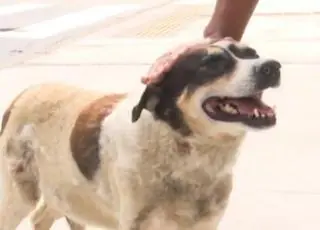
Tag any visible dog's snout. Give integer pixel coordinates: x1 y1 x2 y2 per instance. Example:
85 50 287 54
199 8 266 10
259 60 281 76
255 60 281 90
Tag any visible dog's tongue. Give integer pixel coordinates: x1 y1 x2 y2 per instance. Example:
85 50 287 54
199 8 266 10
225 97 273 115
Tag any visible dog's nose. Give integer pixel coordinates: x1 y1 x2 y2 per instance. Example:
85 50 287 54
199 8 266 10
256 60 281 90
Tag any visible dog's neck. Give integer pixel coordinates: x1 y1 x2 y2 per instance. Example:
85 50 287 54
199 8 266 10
96 93 246 211
137 107 246 157
101 90 246 173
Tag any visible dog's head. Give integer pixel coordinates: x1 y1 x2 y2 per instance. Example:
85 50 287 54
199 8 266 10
132 39 281 137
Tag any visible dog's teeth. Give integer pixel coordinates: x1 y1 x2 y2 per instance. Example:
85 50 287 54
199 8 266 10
224 104 232 112
232 108 238 114
267 110 274 117
253 108 259 117
261 113 266 118
222 104 238 114
206 104 215 113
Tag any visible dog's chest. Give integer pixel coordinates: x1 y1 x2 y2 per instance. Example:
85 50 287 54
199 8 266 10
134 147 234 228
138 204 221 230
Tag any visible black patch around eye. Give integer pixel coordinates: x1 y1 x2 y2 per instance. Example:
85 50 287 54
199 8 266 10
200 51 231 70
228 44 259 59
196 50 236 82
201 53 223 64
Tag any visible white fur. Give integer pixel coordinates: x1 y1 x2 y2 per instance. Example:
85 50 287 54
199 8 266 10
0 84 244 230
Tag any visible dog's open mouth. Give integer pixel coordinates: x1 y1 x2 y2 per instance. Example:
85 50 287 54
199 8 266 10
202 94 276 128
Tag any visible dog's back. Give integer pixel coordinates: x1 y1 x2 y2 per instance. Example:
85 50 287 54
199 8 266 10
0 83 124 229
1 83 104 137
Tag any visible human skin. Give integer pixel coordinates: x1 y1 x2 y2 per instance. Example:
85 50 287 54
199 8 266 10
203 0 259 40
141 0 260 85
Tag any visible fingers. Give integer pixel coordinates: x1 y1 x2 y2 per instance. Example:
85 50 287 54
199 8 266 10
141 43 197 85
141 38 225 85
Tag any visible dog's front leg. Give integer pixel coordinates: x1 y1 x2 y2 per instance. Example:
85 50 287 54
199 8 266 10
118 190 155 230
16 196 58 230
118 197 138 230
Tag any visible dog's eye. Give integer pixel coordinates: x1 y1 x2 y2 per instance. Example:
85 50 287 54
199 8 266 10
243 48 259 58
193 51 235 84
200 52 230 70
228 44 259 59
201 54 224 65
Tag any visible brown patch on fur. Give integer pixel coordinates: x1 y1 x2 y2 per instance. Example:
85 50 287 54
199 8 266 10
70 94 126 180
197 175 233 221
176 140 191 155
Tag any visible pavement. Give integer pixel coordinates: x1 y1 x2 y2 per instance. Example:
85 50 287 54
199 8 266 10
0 0 172 69
1 0 320 229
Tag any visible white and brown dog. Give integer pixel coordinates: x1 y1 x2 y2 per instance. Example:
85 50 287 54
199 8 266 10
0 39 281 230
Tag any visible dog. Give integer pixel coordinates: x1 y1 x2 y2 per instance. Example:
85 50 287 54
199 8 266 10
0 38 281 230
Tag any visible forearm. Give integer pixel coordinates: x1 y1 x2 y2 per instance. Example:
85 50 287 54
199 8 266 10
206 0 259 40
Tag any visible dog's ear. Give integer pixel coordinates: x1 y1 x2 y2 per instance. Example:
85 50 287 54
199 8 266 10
132 85 162 122
133 40 213 122
132 43 198 123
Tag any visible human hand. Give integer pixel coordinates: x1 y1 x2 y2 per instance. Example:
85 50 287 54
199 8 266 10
141 37 234 85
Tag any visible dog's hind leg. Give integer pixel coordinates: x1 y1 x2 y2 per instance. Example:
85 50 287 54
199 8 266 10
0 126 40 230
17 196 85 230
66 218 86 230
0 158 34 230
16 196 57 230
